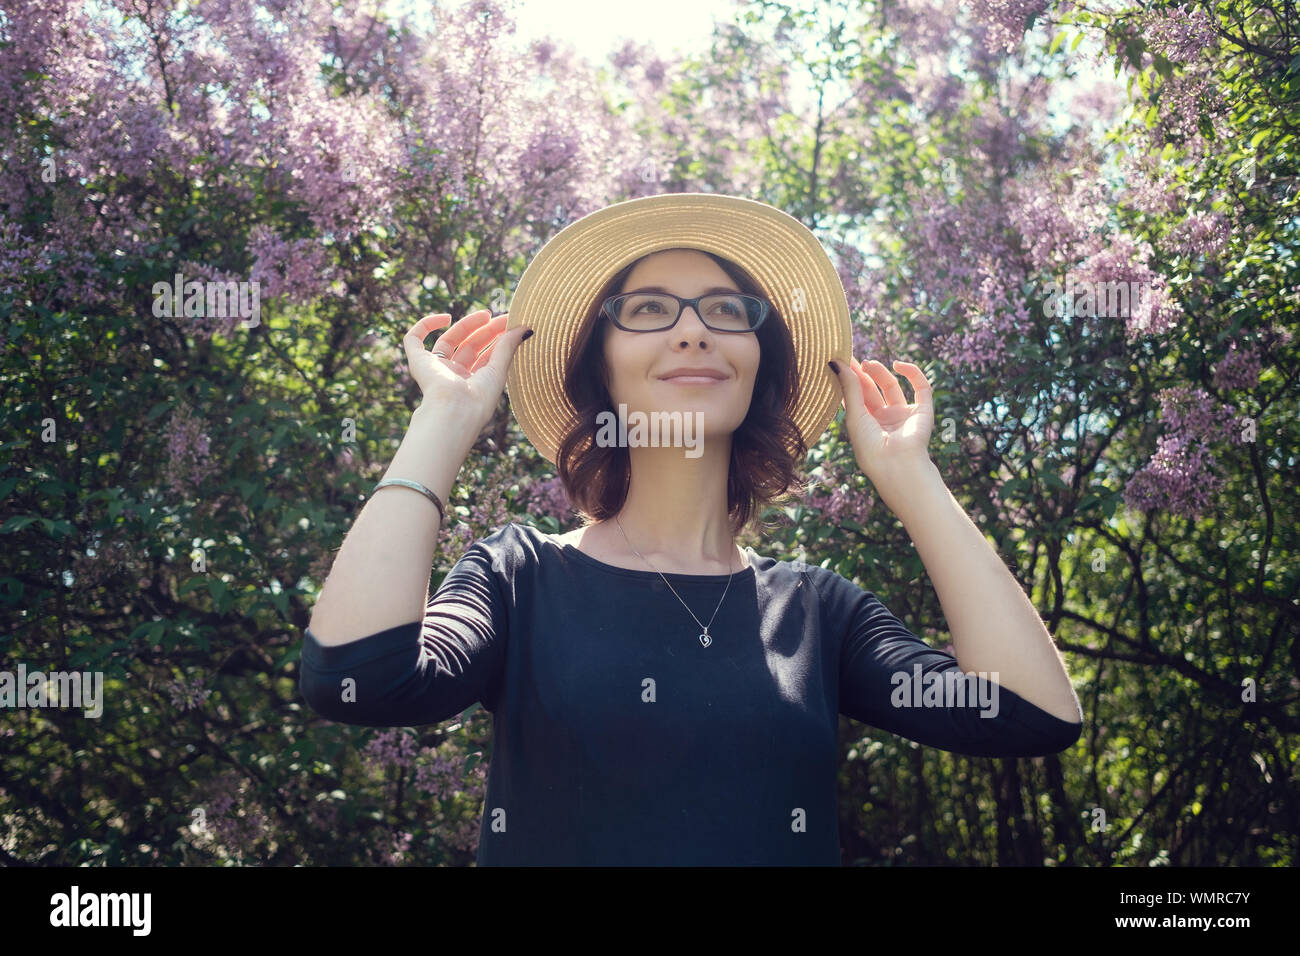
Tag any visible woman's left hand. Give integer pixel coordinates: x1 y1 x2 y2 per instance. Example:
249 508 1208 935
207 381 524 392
829 357 936 492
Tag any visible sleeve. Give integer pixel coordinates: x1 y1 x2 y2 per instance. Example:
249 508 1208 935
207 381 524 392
817 570 1082 758
298 540 508 727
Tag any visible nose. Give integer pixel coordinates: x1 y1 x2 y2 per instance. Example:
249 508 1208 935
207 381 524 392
672 304 712 348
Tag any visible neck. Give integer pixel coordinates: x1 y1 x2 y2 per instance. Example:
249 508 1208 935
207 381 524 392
609 436 739 567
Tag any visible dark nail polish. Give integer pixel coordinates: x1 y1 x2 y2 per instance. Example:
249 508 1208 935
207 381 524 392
828 360 839 374
521 329 534 341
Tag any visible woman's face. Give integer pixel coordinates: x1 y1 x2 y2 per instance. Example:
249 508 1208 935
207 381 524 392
601 249 761 452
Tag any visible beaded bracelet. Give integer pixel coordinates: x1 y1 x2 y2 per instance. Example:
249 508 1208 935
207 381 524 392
371 478 445 526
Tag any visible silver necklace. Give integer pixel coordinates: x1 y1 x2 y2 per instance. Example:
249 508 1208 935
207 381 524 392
614 514 737 648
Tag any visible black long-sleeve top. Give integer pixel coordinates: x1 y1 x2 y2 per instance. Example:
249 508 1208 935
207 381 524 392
299 521 1082 865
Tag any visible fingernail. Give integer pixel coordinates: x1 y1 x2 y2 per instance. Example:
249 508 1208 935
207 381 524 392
828 360 839 374
521 329 534 341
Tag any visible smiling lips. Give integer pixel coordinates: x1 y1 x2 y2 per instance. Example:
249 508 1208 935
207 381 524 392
658 367 727 384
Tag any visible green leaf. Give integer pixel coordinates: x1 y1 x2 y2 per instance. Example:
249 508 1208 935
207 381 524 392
207 577 232 615
998 477 1028 499
275 645 301 670
128 620 166 644
0 515 39 533
177 577 208 597
0 577 23 604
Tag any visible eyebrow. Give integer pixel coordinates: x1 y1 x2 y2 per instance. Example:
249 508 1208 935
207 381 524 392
624 285 742 296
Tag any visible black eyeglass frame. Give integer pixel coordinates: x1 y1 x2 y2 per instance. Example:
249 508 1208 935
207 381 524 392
600 292 772 333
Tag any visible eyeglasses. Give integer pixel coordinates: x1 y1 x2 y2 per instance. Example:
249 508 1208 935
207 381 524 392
601 292 771 333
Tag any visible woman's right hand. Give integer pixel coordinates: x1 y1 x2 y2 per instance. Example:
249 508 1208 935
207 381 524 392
403 309 533 430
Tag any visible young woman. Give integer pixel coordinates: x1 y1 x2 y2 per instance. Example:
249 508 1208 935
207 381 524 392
301 193 1083 866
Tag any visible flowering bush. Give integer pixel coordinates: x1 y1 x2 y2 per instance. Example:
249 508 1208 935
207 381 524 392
3 0 1295 867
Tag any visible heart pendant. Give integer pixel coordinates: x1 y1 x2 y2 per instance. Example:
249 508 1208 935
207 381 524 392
699 633 712 647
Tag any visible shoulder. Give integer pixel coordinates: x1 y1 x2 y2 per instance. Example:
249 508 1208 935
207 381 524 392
749 551 845 595
756 554 877 610
455 521 548 571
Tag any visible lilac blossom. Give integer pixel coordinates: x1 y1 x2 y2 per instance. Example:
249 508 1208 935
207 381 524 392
519 474 573 524
247 225 340 305
362 727 419 772
805 459 876 530
1124 385 1246 519
162 404 218 497
1166 211 1233 263
166 673 213 712
968 0 1049 54
199 769 271 861
1212 340 1263 391
1143 6 1219 64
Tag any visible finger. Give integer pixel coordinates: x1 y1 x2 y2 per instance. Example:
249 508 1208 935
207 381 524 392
860 358 907 405
406 313 451 341
891 360 932 406
468 325 507 374
404 313 452 368
453 312 508 367
431 308 494 358
834 358 884 447
828 357 861 420
850 357 888 414
482 323 534 376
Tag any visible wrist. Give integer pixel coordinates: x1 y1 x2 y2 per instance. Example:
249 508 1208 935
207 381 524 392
382 403 480 507
871 457 944 516
411 400 483 448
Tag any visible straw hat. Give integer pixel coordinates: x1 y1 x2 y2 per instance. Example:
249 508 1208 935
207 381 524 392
504 192 852 464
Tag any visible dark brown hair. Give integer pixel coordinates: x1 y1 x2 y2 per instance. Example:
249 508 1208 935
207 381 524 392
554 248 806 537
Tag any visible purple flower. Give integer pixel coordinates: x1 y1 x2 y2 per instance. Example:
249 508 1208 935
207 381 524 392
361 727 419 771
968 0 1048 54
196 769 270 861
520 474 572 524
166 673 212 712
1167 211 1232 262
1212 340 1262 390
1124 385 1246 519
1144 7 1219 64
162 404 218 497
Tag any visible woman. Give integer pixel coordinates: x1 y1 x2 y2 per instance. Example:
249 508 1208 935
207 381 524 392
300 193 1083 866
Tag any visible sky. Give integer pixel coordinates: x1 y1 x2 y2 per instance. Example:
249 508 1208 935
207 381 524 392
385 0 1122 131
503 0 745 61
386 0 840 117
384 0 750 66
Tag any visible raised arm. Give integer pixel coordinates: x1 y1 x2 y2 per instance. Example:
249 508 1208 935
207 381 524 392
307 310 531 645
